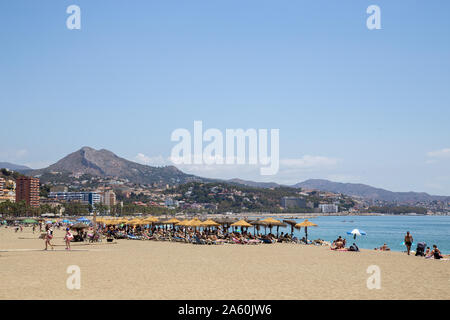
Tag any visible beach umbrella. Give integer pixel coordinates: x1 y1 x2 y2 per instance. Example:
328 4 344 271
231 220 252 233
295 219 318 243
176 219 191 236
250 220 266 236
70 223 89 230
165 218 181 224
261 217 285 236
143 216 159 224
347 229 366 240
201 219 220 227
77 217 90 224
215 217 238 233
22 218 38 224
126 218 142 225
283 219 301 236
188 218 203 227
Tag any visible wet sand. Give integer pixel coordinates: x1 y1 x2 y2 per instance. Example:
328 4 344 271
0 227 449 299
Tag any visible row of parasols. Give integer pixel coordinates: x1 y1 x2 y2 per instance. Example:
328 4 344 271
94 217 319 242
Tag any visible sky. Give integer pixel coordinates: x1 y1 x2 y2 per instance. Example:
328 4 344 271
0 1 449 195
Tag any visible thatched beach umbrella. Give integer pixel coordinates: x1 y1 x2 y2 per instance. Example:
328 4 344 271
249 220 265 236
164 218 181 230
216 217 238 233
176 219 191 237
261 217 286 237
295 219 318 243
231 220 252 233
201 219 220 230
186 218 203 232
283 219 301 236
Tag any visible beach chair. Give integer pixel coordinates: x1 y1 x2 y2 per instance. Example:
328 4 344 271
247 239 262 245
193 235 206 245
259 238 275 244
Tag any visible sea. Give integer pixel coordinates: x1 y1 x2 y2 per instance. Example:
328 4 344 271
262 215 450 254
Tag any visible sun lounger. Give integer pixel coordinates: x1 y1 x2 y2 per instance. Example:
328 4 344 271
259 238 276 244
247 239 262 245
127 234 142 240
192 236 207 244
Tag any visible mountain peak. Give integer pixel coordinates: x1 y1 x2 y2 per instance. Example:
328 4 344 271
30 147 201 186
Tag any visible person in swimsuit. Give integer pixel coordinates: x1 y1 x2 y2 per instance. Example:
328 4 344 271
431 245 443 260
64 228 73 250
404 231 413 255
44 224 54 250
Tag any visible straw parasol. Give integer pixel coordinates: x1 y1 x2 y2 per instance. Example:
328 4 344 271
231 219 252 228
283 219 301 236
215 217 238 233
295 219 318 243
201 219 220 227
165 218 181 224
261 217 286 236
249 219 265 235
142 216 159 226
187 218 203 228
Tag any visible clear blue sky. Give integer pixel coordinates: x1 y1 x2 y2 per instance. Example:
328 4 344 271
1 1 449 195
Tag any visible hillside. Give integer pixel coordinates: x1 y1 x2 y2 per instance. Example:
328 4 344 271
0 162 31 171
28 147 206 186
294 179 450 203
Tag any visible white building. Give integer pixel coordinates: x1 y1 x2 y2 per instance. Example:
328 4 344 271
319 204 339 213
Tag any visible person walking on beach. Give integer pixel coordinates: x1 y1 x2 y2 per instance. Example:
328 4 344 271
64 228 73 250
44 224 54 250
404 231 413 255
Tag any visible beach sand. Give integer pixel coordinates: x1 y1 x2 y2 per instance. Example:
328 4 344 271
0 227 448 300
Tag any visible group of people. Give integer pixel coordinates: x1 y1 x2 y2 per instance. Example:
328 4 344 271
404 231 444 259
330 236 359 251
99 224 323 245
43 223 74 250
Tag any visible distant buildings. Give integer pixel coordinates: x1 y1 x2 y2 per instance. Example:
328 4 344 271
16 176 40 207
319 203 339 213
281 197 307 209
0 177 16 203
48 191 100 206
102 189 116 207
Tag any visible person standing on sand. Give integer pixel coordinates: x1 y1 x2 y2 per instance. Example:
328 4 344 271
44 224 54 250
404 231 413 255
64 228 73 250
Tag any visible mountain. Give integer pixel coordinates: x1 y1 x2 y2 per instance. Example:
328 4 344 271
226 178 282 189
0 162 32 171
293 179 450 203
29 147 205 185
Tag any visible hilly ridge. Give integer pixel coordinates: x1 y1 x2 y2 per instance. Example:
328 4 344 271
10 147 449 204
28 147 205 186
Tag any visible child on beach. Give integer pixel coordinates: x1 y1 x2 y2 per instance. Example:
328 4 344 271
64 228 74 250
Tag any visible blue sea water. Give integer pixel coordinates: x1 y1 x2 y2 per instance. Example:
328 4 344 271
262 215 450 254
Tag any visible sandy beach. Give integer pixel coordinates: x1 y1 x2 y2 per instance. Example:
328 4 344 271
0 226 449 300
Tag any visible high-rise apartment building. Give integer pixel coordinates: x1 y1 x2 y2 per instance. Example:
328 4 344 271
15 176 40 207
